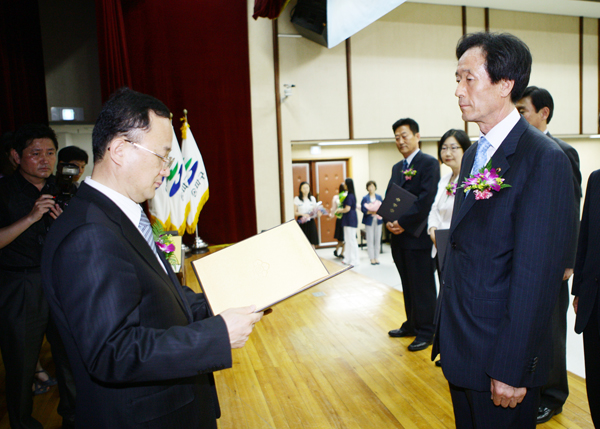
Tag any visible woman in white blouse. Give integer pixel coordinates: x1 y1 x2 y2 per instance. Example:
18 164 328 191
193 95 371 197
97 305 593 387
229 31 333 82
428 129 472 257
428 129 470 368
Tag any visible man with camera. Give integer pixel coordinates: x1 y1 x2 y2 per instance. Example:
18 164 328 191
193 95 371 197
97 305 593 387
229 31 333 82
0 123 75 429
55 145 89 207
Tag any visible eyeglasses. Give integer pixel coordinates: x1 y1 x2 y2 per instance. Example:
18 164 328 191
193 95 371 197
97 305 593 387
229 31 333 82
124 140 174 170
440 145 462 152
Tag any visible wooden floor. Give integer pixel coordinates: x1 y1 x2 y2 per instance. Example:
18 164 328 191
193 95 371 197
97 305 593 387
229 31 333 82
0 256 594 428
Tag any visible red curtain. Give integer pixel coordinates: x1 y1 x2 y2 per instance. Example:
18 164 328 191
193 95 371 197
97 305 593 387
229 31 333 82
95 0 257 244
0 0 49 134
95 0 132 102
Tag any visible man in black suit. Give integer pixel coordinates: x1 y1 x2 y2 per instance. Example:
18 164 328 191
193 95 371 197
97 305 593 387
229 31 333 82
573 169 600 428
516 86 582 424
41 88 263 428
386 118 440 352
433 33 576 428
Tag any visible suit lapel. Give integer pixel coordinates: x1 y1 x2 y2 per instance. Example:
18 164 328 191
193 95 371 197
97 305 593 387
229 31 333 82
78 183 190 319
450 117 526 233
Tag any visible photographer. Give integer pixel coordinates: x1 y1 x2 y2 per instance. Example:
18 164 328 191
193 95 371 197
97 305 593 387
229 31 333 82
0 124 75 428
54 146 88 209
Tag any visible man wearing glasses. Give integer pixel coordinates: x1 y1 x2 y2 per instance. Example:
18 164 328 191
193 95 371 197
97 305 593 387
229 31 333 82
41 88 263 428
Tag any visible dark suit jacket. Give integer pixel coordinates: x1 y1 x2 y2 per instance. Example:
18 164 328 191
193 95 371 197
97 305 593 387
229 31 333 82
433 117 576 391
41 183 232 428
547 132 582 268
573 170 600 334
386 150 440 249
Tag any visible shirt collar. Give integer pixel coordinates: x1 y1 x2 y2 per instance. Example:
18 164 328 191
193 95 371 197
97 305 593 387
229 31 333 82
479 108 520 151
404 148 420 166
84 177 142 229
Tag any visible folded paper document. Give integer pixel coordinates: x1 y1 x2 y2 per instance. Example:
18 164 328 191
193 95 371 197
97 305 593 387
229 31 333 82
191 220 352 315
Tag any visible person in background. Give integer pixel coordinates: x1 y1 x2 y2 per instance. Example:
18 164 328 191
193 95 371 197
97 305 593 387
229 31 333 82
572 169 600 428
428 129 471 258
56 145 89 187
330 182 346 259
516 86 582 424
361 180 383 265
0 123 76 429
294 181 320 248
336 178 359 267
386 118 440 353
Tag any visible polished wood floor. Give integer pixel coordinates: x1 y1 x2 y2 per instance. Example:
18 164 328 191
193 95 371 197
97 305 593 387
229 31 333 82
0 256 594 428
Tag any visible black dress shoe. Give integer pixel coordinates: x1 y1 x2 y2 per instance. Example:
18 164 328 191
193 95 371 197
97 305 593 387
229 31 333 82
537 406 562 424
435 360 442 367
388 327 416 338
407 339 433 352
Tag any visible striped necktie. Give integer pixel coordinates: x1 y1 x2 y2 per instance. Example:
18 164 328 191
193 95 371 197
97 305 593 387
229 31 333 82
471 136 491 175
139 209 160 260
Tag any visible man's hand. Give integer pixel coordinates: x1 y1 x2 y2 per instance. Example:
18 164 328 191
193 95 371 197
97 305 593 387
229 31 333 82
386 220 404 235
563 268 574 281
490 378 526 408
573 296 579 314
28 195 61 223
220 305 263 349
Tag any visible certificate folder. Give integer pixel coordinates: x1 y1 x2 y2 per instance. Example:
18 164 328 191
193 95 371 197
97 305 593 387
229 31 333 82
377 183 427 237
191 220 352 315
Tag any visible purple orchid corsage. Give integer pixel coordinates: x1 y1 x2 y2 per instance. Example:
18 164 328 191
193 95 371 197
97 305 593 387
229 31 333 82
152 222 179 266
403 167 417 180
445 181 457 196
460 160 511 200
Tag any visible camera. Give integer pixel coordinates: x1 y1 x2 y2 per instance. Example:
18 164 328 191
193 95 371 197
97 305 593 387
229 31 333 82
55 163 80 209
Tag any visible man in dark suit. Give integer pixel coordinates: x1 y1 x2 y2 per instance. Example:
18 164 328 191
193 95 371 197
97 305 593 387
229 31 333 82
41 88 263 428
516 86 582 424
573 169 600 428
433 33 576 428
386 118 440 352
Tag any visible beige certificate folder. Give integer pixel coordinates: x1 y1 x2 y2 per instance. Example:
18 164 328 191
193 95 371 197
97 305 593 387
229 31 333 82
191 220 352 315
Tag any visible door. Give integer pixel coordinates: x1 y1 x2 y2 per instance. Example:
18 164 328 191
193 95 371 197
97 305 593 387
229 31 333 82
315 161 346 245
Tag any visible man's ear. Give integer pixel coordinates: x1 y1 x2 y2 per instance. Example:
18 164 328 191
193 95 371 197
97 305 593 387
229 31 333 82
107 138 127 167
11 148 20 166
540 106 551 122
499 79 515 99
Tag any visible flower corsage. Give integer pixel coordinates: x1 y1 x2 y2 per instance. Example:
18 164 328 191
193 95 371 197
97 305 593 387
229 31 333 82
403 167 417 180
445 181 457 196
152 223 179 266
460 160 511 200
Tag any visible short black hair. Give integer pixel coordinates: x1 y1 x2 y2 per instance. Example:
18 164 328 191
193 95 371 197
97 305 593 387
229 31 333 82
58 146 89 164
392 118 419 135
456 32 532 103
521 86 554 124
366 180 377 190
437 129 472 161
13 123 58 157
92 87 170 163
345 178 355 195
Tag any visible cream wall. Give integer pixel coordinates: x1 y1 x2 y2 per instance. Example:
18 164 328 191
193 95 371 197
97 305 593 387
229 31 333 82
248 1 600 232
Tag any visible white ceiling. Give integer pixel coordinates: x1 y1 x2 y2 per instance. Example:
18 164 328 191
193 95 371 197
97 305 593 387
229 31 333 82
411 0 600 19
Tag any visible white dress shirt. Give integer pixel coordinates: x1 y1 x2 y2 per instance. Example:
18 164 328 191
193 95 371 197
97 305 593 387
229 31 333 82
478 108 521 163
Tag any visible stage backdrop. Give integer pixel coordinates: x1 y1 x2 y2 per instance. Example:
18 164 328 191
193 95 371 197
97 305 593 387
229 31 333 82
96 0 257 244
0 0 48 134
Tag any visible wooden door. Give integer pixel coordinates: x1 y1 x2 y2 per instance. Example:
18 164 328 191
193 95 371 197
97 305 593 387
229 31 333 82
315 161 346 245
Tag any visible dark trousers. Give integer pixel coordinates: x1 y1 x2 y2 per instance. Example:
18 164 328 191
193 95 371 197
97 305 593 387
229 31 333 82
583 298 600 427
0 270 76 429
391 246 437 342
540 279 569 410
449 383 540 429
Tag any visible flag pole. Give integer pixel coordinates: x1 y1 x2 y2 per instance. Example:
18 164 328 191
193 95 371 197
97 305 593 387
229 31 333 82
182 109 209 254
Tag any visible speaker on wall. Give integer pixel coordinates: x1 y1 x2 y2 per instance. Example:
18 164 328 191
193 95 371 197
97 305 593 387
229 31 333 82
291 0 328 47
